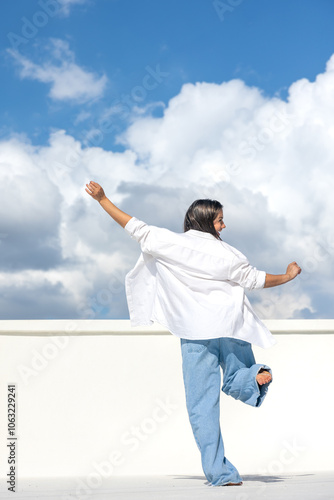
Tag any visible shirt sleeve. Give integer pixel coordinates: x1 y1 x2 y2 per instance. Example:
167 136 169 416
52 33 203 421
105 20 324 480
124 217 153 253
228 255 266 290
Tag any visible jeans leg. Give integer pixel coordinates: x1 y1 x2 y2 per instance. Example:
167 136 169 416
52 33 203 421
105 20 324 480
219 338 272 407
180 339 242 486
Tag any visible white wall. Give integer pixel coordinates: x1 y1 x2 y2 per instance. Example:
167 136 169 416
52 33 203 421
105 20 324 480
0 320 333 486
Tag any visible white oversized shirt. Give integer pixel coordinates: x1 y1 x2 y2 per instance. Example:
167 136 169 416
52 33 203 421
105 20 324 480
124 217 276 349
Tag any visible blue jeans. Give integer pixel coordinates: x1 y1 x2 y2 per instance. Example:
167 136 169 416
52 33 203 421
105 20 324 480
180 337 272 486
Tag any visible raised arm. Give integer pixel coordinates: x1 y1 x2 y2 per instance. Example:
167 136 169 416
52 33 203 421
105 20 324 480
85 181 132 228
264 261 301 288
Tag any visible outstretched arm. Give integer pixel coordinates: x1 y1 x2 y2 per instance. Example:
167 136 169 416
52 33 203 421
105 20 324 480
264 261 301 288
85 181 132 228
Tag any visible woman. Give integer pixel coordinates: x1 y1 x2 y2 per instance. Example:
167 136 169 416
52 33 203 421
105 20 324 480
85 181 301 487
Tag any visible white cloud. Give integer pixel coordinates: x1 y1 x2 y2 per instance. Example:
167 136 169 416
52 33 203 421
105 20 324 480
1 55 334 319
57 0 90 17
252 290 315 320
8 39 107 103
74 110 91 125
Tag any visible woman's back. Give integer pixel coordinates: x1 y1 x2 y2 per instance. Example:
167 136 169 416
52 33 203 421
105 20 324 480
125 217 274 348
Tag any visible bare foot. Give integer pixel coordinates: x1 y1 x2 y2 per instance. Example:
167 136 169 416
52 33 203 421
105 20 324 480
256 370 272 385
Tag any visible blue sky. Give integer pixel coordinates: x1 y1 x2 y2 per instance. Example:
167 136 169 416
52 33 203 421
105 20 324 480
2 0 334 148
1 0 334 320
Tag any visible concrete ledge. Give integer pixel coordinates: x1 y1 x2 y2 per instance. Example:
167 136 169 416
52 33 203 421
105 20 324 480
0 318 333 335
0 321 333 483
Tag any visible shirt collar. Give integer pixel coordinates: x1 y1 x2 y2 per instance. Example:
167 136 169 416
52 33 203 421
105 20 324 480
186 230 219 240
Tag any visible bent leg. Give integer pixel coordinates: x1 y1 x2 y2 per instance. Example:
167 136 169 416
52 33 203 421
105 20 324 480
180 339 242 486
219 338 272 407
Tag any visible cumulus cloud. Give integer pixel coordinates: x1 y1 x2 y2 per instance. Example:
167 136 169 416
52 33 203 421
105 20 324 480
0 136 63 272
1 55 334 319
252 290 315 320
8 39 107 102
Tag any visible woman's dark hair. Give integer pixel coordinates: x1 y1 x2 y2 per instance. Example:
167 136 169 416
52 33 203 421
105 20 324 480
183 199 223 240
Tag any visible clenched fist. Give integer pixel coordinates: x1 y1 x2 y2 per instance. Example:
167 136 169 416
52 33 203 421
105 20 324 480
286 261 302 280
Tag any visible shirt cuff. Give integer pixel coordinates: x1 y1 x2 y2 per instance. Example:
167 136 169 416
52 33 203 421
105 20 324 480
256 270 266 289
124 216 140 236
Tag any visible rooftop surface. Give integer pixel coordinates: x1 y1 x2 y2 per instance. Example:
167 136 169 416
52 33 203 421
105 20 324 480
1 473 333 500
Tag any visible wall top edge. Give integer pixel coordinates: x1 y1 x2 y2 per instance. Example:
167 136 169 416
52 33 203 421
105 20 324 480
0 319 334 336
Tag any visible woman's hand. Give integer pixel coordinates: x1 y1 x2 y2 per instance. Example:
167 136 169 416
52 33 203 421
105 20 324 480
85 181 107 202
286 261 302 280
